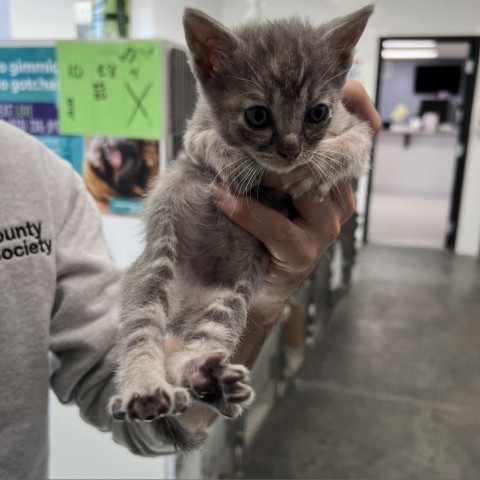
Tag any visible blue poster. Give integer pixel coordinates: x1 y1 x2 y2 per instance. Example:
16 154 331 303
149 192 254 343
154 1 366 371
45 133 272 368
0 47 57 103
37 135 84 174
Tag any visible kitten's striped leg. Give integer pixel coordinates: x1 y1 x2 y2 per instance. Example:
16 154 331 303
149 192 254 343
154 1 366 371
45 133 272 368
166 280 255 418
110 303 190 421
111 227 190 421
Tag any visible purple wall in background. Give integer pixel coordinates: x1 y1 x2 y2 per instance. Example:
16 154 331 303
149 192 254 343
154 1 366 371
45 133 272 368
378 59 465 125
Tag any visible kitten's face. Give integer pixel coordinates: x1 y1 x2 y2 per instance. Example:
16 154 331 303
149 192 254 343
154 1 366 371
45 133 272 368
184 6 373 173
207 27 343 173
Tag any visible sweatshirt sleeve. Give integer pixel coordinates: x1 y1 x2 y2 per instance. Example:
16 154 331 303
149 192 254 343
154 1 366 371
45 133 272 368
48 158 174 456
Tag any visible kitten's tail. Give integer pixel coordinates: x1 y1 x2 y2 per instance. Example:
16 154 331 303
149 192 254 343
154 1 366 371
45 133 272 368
153 416 208 452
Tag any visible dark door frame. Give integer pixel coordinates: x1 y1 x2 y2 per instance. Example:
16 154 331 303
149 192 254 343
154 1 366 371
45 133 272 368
363 36 480 251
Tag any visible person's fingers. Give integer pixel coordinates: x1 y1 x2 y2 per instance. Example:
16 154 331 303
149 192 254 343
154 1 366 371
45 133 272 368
211 183 301 246
211 180 354 269
342 80 381 133
211 184 314 270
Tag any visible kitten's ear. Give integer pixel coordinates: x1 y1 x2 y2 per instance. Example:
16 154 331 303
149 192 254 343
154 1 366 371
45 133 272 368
324 5 374 65
183 8 237 82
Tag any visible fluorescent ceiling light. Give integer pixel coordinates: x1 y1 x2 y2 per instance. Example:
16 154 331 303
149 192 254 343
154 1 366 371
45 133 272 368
381 48 439 59
382 40 438 49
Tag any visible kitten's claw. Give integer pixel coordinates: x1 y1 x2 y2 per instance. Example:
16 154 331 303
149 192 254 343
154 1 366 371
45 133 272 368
111 396 126 421
280 163 332 202
173 389 190 413
110 387 190 422
189 351 255 418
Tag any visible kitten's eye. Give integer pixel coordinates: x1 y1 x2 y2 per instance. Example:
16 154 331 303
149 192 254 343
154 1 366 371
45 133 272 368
306 104 329 124
245 106 270 129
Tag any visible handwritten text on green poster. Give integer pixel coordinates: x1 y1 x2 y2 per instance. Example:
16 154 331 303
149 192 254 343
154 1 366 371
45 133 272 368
56 41 162 139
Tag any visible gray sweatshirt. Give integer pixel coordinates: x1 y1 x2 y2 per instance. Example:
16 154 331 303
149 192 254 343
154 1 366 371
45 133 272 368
0 122 171 479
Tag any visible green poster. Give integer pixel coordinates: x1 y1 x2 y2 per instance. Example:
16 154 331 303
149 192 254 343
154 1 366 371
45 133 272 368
56 40 162 139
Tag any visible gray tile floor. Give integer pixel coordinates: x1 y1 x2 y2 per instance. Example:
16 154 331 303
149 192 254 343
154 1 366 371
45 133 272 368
241 245 480 479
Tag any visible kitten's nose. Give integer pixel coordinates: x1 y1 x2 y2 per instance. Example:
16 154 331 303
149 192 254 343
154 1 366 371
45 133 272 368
277 134 302 164
277 147 301 164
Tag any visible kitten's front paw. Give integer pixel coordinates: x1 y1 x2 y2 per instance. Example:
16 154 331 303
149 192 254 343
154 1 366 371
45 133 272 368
110 386 190 422
281 167 328 202
189 350 255 418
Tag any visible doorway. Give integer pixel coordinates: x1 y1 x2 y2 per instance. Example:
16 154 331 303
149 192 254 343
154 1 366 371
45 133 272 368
363 37 479 250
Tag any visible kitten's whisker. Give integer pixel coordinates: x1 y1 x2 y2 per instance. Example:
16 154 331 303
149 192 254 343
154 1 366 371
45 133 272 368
319 160 339 182
308 148 342 162
256 167 265 202
227 161 255 190
244 164 262 197
319 149 357 163
310 155 334 174
306 161 322 189
237 164 253 196
311 150 344 166
211 156 250 186
212 158 242 184
242 165 257 195
227 162 256 215
233 164 256 218
312 158 352 202
243 165 262 221
221 158 251 187
312 153 343 176
310 161 336 188
309 163 328 186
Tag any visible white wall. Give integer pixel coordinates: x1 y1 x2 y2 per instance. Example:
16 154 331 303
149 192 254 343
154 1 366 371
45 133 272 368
131 0 223 44
7 0 76 39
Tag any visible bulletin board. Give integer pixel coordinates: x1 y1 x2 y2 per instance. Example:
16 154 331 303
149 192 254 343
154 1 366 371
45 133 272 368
56 40 163 140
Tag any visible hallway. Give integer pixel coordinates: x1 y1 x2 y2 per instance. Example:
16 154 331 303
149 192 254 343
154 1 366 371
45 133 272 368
241 245 480 479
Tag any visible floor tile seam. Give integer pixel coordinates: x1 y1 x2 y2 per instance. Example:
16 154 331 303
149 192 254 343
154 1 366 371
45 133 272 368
294 379 480 417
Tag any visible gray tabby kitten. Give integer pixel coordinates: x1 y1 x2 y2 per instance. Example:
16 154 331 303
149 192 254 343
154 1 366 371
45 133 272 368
110 5 374 450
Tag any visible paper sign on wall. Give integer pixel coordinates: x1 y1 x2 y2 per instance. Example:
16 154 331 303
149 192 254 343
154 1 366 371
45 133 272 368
56 41 162 139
